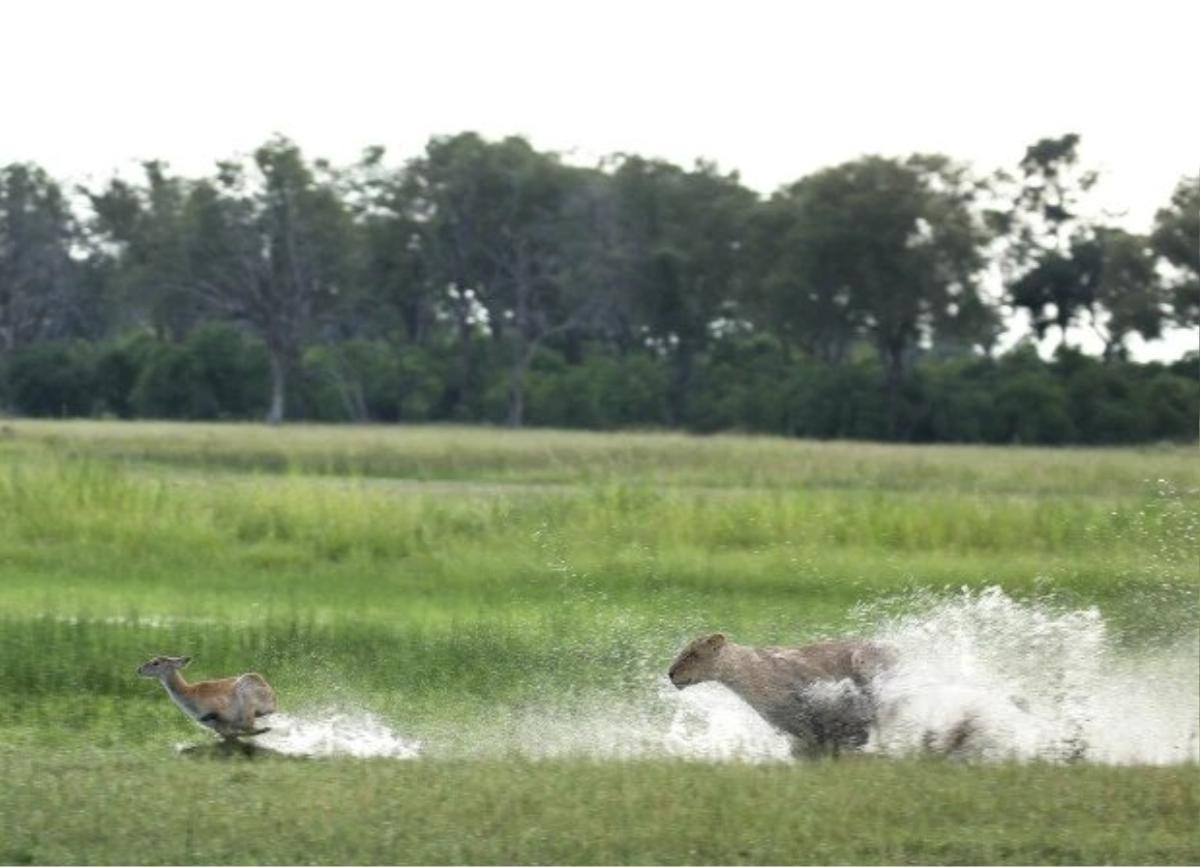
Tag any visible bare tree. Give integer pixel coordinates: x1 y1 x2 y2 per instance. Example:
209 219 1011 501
188 139 348 424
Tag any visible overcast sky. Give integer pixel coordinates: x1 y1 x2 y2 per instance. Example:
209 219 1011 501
3 0 1197 358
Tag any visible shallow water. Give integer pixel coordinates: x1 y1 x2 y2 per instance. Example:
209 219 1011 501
172 588 1198 765
462 588 1199 765
863 586 1199 764
254 710 422 758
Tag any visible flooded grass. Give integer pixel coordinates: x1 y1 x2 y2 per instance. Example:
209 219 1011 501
0 422 1196 863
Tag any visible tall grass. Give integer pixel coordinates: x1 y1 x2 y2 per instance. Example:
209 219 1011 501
2 431 1194 735
0 422 1196 864
2 446 1193 629
8 418 1198 493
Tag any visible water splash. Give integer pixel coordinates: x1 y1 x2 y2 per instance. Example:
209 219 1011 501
168 588 1197 765
255 709 421 758
661 682 792 761
478 586 1198 765
861 586 1199 764
430 683 792 762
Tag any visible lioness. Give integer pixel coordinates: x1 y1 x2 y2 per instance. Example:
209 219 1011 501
668 633 896 758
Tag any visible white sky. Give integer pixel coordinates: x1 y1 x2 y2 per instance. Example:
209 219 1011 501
2 0 1197 359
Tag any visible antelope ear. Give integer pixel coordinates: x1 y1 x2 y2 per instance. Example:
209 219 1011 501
177 656 192 667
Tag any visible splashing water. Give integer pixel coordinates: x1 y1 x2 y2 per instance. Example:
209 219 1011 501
255 710 421 758
169 588 1196 765
662 682 793 761
427 683 792 762
859 586 1199 764
489 586 1198 765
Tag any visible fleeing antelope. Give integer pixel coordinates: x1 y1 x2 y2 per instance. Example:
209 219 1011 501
137 655 277 739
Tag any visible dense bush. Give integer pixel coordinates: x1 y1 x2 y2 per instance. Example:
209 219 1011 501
129 324 267 419
1 331 1196 444
95 335 157 418
7 342 97 417
184 323 269 418
301 339 444 422
526 350 670 429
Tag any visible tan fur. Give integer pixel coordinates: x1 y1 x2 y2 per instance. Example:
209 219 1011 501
668 633 896 758
138 655 277 739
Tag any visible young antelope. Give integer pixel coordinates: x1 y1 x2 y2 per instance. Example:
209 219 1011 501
137 655 277 740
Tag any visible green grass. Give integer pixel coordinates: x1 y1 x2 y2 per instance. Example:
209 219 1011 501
0 421 1196 864
8 418 1198 493
1 755 1194 865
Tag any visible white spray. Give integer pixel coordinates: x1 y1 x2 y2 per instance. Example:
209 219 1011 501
171 588 1197 764
453 586 1199 765
859 586 1199 764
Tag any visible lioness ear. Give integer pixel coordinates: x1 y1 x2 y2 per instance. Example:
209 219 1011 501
707 633 727 648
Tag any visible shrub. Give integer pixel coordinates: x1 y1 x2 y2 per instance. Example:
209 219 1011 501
184 323 268 418
7 342 96 417
130 342 213 419
94 334 158 418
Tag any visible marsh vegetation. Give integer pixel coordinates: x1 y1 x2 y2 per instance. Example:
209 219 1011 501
0 422 1196 864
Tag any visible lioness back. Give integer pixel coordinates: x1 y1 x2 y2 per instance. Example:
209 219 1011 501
759 640 892 684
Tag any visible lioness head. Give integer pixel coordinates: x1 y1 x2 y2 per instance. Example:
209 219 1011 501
668 633 727 689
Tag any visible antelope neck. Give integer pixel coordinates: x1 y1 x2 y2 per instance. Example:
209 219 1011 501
161 669 193 699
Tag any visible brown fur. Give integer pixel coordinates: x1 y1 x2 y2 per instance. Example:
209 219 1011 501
138 656 276 739
668 633 896 758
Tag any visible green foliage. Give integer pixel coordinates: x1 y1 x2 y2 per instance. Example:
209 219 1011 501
1151 176 1200 327
184 322 269 416
94 334 157 417
526 349 669 429
130 324 267 419
993 355 1075 445
0 164 80 352
4 333 1196 442
301 339 443 422
130 341 213 418
2 135 1195 438
6 341 96 416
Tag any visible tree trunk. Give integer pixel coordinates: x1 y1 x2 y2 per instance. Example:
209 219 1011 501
507 341 537 428
266 347 288 425
454 314 475 419
507 245 535 428
884 346 904 441
668 343 696 427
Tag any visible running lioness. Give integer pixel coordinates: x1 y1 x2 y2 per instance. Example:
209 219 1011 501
668 633 896 758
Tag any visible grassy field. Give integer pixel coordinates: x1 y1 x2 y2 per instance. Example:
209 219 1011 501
0 420 1197 864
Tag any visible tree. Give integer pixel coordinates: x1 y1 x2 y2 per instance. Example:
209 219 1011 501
609 157 756 424
403 133 614 425
87 162 201 341
767 155 994 435
746 188 859 364
188 137 350 423
1151 175 1199 328
1000 134 1103 347
0 164 79 355
1090 228 1167 359
1007 239 1100 345
342 145 433 345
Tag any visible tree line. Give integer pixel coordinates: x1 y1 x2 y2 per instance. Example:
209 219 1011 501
1 132 1196 443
